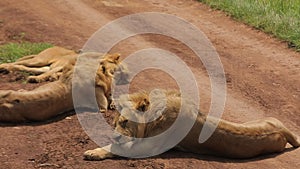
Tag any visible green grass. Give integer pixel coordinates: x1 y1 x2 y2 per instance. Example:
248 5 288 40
199 0 300 51
0 42 53 64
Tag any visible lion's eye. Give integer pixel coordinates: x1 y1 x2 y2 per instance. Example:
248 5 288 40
119 119 128 128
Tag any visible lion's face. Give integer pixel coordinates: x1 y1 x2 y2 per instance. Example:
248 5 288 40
111 89 188 147
112 90 180 143
114 111 139 138
112 110 144 145
112 93 151 143
99 53 121 77
100 53 130 85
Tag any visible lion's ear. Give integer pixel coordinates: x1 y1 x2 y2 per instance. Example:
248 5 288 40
105 53 120 63
112 53 121 61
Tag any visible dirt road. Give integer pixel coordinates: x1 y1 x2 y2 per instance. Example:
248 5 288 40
0 0 299 168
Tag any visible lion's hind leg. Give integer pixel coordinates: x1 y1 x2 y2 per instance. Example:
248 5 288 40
0 55 47 74
0 63 50 75
0 55 37 73
27 66 63 83
15 54 36 61
12 57 50 67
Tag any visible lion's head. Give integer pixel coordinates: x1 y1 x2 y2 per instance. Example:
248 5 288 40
98 53 130 85
98 53 121 77
112 90 183 144
112 91 150 141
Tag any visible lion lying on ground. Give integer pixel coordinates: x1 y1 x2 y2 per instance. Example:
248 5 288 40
0 46 129 84
84 90 300 160
0 46 78 83
0 50 127 122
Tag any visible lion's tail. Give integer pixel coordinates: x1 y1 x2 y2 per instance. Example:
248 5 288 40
282 127 300 148
268 117 300 148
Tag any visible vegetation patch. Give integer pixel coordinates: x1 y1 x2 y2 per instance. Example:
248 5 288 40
199 0 300 51
0 42 53 64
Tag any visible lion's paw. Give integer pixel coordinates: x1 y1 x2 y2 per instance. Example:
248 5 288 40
109 101 116 110
83 148 113 161
27 76 42 83
0 64 10 74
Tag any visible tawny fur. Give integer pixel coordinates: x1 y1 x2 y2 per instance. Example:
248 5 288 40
0 46 129 84
84 90 300 160
0 52 124 122
0 46 77 83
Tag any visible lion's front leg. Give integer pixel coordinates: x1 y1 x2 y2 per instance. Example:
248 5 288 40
0 64 50 75
95 88 108 113
84 147 115 161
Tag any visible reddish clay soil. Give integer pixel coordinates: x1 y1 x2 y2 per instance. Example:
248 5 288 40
0 0 299 168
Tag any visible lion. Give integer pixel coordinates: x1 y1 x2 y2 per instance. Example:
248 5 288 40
0 46 129 85
0 52 126 122
84 90 300 160
0 46 78 83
